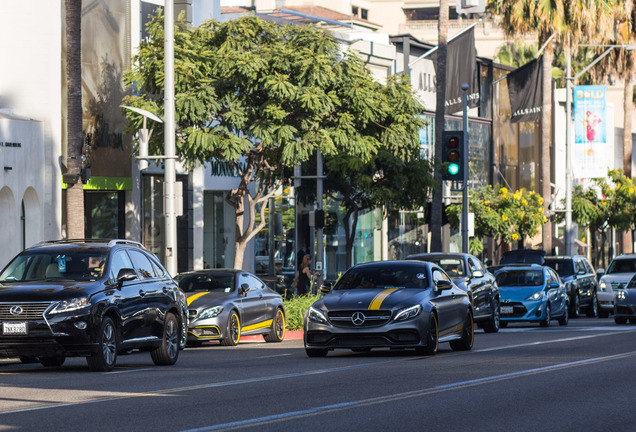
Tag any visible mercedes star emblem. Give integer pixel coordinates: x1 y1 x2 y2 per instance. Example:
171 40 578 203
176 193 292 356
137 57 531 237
351 312 366 326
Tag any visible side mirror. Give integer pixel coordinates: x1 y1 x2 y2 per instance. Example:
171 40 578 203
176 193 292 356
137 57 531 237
549 282 560 289
320 282 333 294
596 268 605 275
116 268 137 288
239 283 250 296
435 280 453 291
471 270 484 278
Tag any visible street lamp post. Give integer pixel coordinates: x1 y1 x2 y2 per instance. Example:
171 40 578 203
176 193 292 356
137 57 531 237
164 0 177 276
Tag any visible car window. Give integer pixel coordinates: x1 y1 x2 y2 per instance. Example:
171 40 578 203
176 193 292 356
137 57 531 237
146 253 167 277
607 258 636 274
495 269 544 287
336 265 430 290
583 259 594 274
432 269 451 283
243 274 265 290
547 268 560 284
127 249 155 279
177 272 235 293
574 259 586 274
0 250 107 282
544 259 574 278
110 250 134 281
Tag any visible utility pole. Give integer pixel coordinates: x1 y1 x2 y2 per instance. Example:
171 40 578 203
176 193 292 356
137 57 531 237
164 0 177 276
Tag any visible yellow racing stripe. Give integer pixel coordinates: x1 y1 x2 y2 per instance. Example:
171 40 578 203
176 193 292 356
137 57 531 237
186 292 209 306
241 319 273 332
368 288 398 310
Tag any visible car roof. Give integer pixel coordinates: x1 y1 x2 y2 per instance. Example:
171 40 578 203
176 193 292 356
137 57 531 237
407 252 470 259
494 264 545 271
28 239 145 250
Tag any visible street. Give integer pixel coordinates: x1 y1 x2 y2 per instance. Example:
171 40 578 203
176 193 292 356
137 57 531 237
1 318 635 432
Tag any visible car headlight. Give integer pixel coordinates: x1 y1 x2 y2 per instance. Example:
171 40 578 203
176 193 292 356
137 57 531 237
49 297 90 314
599 281 607 290
616 290 626 301
307 306 327 324
525 292 543 301
394 304 423 321
198 306 223 320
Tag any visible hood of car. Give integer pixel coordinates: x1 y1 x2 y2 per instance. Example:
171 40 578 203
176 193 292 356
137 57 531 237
320 287 427 311
0 281 94 302
185 291 235 309
600 274 634 286
499 286 544 302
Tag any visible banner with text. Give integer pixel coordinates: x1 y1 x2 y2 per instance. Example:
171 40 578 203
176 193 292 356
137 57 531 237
573 85 607 178
507 57 542 123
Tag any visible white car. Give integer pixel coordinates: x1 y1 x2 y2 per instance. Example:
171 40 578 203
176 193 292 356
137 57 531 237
597 255 636 318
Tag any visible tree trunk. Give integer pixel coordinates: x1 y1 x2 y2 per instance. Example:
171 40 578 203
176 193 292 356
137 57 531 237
430 0 449 252
65 0 85 239
343 208 358 269
540 37 552 254
622 72 633 253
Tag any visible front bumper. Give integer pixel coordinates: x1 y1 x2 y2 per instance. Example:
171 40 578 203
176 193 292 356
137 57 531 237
500 300 547 323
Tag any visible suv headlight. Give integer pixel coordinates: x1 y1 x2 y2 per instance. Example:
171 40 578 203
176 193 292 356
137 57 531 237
198 306 223 320
307 306 327 324
525 292 543 301
394 304 423 321
49 297 90 314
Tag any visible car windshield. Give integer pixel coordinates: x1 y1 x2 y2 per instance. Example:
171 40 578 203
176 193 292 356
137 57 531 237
335 265 429 290
414 257 466 277
177 273 235 293
607 259 636 274
0 249 108 282
495 269 544 287
544 259 574 278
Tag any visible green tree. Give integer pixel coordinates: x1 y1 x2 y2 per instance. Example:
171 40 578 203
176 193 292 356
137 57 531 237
124 14 426 269
446 185 547 249
494 39 538 67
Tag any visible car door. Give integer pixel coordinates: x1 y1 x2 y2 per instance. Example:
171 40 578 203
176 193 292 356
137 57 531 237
466 256 490 320
547 268 567 316
430 268 463 337
109 249 147 343
238 273 270 331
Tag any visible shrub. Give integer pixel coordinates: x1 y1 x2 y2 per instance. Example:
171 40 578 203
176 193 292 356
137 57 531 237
284 293 321 330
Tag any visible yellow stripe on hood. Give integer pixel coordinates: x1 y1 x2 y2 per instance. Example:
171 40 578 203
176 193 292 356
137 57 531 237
186 292 210 306
368 288 399 310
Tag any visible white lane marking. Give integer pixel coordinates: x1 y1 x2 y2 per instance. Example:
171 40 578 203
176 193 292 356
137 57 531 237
254 353 293 359
475 331 634 352
179 350 636 432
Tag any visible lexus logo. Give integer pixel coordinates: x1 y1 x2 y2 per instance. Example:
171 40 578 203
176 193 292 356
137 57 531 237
351 312 366 326
10 306 23 316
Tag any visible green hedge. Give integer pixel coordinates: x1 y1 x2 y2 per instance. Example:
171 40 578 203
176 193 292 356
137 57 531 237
283 293 321 330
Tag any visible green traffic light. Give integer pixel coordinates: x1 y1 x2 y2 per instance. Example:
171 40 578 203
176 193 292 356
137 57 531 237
448 163 460 176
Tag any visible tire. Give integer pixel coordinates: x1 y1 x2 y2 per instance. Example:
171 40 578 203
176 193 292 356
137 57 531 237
570 293 580 318
586 294 599 318
615 317 627 324
305 348 328 357
220 311 241 346
87 316 118 372
558 303 569 326
540 303 551 327
450 311 474 351
179 316 188 350
151 312 180 366
481 299 500 333
417 313 438 355
264 308 285 343
40 356 65 367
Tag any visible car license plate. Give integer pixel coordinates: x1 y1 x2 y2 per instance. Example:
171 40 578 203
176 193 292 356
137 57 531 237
2 321 28 335
500 306 514 315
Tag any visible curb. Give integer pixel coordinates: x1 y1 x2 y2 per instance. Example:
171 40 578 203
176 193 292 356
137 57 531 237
240 329 303 342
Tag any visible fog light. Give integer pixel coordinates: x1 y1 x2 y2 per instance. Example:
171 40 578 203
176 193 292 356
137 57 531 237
74 321 87 330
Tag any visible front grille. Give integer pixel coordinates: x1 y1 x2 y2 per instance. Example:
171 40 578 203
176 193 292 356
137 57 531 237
500 302 527 318
615 305 635 315
0 302 51 320
328 310 392 327
611 282 628 290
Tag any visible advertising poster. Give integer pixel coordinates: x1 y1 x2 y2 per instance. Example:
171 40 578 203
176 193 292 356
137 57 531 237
573 85 607 178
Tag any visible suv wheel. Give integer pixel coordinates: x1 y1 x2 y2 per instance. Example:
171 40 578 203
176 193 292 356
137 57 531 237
540 303 551 327
87 316 118 372
570 293 580 318
586 294 599 318
151 312 180 366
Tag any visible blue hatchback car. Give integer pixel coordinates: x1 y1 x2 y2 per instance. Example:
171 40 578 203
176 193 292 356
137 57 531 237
494 265 569 327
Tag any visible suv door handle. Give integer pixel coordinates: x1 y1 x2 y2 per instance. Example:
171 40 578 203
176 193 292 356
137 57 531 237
139 289 146 296
162 287 169 293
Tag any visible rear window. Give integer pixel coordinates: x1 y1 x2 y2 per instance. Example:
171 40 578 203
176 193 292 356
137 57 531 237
495 269 544 287
410 256 466 277
336 265 429 290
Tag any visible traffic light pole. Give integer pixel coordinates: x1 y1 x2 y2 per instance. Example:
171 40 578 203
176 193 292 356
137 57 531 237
461 83 469 254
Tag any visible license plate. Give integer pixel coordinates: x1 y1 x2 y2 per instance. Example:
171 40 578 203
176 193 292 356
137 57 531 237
2 321 28 335
500 306 514 314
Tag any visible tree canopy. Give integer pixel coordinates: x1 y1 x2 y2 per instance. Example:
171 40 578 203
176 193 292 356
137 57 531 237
123 13 430 268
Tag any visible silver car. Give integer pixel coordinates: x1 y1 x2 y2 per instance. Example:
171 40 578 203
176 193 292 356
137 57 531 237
598 255 636 317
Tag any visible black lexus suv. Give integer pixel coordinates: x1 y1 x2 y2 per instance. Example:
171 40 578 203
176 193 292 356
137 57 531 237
544 255 599 318
0 239 186 371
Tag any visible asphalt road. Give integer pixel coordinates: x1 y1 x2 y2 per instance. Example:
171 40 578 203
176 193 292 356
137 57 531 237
1 318 636 432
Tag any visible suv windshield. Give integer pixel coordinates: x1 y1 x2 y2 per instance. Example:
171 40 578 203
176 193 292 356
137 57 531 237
0 249 108 282
544 259 574 278
606 258 636 274
176 273 235 293
336 265 429 290
495 269 544 287
412 256 466 277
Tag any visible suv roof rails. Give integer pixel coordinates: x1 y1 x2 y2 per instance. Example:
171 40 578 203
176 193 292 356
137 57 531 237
30 239 146 250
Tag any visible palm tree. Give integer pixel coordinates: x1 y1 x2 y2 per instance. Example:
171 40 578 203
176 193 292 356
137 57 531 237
494 39 538 67
488 0 615 253
430 0 449 252
65 0 85 239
